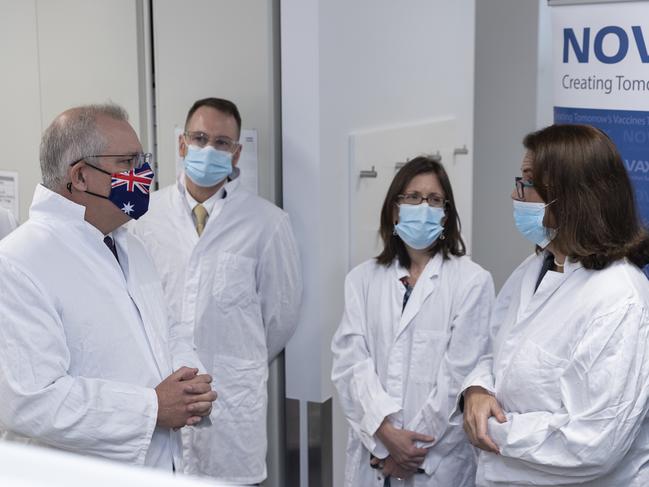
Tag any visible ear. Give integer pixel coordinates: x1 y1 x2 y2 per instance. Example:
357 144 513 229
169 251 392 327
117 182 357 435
231 145 242 168
178 133 188 159
68 163 89 192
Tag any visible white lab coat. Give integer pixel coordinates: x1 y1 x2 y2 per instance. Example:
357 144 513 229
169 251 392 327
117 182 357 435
0 207 17 239
0 185 192 469
133 175 302 484
460 252 649 486
332 253 495 487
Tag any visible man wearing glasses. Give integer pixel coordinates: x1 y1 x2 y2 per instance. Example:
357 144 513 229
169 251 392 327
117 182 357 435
133 97 302 485
0 103 216 470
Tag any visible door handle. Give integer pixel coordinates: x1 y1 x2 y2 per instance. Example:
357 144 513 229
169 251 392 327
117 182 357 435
359 165 377 178
395 152 441 171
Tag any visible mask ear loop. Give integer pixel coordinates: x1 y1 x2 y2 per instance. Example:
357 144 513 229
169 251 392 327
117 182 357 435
393 201 400 236
67 159 111 194
544 198 557 208
543 199 560 249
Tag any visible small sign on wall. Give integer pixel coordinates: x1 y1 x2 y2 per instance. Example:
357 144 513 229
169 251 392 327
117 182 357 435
0 171 19 221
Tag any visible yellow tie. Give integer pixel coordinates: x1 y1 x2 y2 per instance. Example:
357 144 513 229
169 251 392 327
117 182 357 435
193 203 208 236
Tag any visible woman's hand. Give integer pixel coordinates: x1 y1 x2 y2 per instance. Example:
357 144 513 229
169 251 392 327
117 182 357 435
376 420 433 470
463 386 507 453
382 456 416 481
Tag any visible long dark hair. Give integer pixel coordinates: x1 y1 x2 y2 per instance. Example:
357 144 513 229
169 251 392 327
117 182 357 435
376 156 465 268
524 124 649 269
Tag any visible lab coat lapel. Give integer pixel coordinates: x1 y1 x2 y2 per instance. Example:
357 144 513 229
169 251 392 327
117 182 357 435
174 178 200 246
517 253 580 323
116 229 170 379
515 254 544 319
197 177 240 246
395 253 442 340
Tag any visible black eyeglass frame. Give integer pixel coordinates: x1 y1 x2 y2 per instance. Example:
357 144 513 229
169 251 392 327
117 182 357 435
396 192 448 208
70 153 153 169
514 176 535 200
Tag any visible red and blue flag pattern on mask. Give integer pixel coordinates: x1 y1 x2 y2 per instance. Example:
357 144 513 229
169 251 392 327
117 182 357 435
109 162 154 220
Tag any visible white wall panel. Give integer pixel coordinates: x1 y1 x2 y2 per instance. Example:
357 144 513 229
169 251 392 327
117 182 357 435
36 0 142 135
0 0 144 222
152 0 279 199
472 0 543 290
0 0 43 222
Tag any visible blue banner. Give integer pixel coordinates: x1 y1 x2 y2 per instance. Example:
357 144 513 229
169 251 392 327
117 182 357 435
554 106 649 225
552 2 649 276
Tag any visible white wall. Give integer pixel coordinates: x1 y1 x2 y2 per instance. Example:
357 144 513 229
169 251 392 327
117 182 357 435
472 0 552 290
282 2 476 485
0 1 41 222
537 0 554 129
151 0 280 200
0 0 143 222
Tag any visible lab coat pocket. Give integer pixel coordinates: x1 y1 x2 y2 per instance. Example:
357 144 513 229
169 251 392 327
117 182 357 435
211 354 268 423
210 252 256 309
501 340 568 412
411 329 446 382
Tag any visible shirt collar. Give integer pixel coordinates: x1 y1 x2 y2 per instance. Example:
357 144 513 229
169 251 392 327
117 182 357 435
30 184 86 222
29 184 109 242
542 249 583 274
183 182 225 215
178 172 230 215
392 251 443 281
176 172 240 215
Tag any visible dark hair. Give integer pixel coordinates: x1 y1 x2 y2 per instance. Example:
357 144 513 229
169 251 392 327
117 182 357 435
185 97 242 135
524 124 649 269
376 155 466 268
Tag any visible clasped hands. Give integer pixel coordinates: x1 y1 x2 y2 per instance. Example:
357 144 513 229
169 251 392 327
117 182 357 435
155 366 218 429
373 420 434 480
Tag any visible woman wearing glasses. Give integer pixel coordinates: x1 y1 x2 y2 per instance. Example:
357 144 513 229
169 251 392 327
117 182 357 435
332 156 495 486
462 124 649 486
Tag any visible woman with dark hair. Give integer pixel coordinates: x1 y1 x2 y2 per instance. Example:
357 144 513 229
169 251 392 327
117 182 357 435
462 124 649 486
332 156 494 486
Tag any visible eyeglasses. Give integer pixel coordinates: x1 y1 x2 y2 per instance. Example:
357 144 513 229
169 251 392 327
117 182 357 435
184 131 240 153
397 192 447 208
514 176 535 200
71 153 152 169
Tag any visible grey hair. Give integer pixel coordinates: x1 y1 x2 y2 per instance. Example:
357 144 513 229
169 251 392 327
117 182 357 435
39 103 129 190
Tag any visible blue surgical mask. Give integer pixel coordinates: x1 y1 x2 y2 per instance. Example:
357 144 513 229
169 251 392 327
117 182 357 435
184 145 233 187
512 200 556 248
395 203 445 250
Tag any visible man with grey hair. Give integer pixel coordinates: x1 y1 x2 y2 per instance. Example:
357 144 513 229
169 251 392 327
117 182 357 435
0 103 216 470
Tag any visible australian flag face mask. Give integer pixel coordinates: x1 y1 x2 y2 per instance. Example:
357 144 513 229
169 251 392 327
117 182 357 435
81 162 154 220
